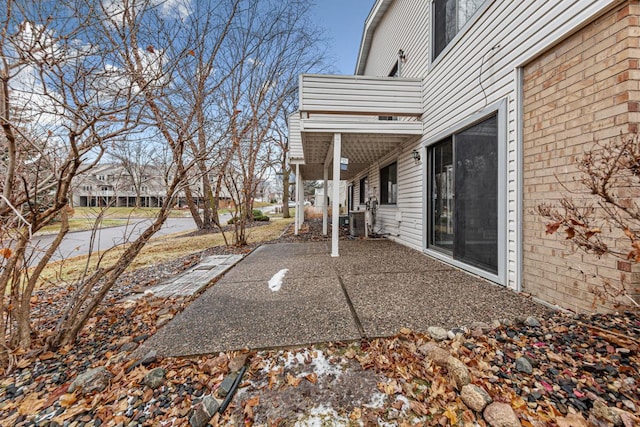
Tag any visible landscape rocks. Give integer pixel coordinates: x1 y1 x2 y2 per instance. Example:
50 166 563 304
461 384 492 412
68 367 113 395
418 342 451 366
515 356 533 374
228 353 249 372
427 326 449 341
143 367 166 389
524 316 541 327
483 402 522 427
446 356 470 389
189 395 220 427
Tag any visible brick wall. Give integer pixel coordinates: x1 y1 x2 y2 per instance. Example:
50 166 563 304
522 1 640 313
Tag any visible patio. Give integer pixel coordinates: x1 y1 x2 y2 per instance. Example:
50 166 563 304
137 239 549 357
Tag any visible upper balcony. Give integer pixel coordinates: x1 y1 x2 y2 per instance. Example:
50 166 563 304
289 75 423 180
299 74 422 118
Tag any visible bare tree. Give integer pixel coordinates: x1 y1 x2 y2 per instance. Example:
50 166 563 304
0 0 145 354
218 0 328 244
538 133 640 310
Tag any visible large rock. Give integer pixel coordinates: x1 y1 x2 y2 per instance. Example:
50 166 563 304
446 356 470 390
592 400 620 425
524 316 541 327
483 402 522 427
68 367 113 395
427 326 449 341
461 384 492 412
143 368 166 389
418 343 450 367
515 357 533 374
189 396 220 427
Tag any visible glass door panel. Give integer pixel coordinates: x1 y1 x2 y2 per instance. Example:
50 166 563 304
453 116 498 273
430 138 454 252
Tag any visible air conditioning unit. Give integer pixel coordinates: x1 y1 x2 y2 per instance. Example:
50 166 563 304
349 211 365 237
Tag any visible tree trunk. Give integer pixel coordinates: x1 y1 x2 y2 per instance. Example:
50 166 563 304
183 185 204 229
282 164 291 219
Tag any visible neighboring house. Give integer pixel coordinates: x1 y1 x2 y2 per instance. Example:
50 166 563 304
288 0 640 313
72 164 232 209
72 164 167 208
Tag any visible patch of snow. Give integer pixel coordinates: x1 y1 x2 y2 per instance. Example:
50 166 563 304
283 349 344 378
309 350 344 378
268 269 289 291
363 392 387 409
395 395 410 415
295 406 351 427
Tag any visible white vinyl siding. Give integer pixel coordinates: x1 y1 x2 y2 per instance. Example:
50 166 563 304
299 74 422 116
351 0 618 289
363 0 430 79
420 0 618 289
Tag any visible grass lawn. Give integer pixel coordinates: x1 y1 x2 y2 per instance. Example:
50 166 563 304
35 218 128 235
38 217 293 287
73 206 192 219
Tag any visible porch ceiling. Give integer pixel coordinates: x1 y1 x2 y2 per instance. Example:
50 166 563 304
300 132 410 180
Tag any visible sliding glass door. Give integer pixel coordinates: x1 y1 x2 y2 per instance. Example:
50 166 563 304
429 115 498 273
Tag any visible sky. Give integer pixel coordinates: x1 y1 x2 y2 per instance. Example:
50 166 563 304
310 0 377 75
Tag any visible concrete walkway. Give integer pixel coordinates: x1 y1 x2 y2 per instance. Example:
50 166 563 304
125 254 243 300
138 240 549 357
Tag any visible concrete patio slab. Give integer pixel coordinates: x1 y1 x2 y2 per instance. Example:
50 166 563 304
342 270 546 337
139 240 550 357
137 274 361 357
221 246 335 283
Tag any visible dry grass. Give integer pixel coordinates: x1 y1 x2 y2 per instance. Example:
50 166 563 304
35 218 128 235
37 218 293 287
73 207 192 219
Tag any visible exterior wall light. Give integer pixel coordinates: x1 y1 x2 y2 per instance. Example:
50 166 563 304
411 149 421 162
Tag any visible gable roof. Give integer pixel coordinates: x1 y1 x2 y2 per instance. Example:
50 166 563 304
354 0 394 75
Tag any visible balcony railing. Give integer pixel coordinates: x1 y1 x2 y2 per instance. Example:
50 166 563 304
299 74 422 117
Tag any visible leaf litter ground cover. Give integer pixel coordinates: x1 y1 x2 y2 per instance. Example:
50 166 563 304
1 223 639 426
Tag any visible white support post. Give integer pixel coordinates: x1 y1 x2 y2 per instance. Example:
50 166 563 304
294 163 300 235
331 133 341 257
298 171 304 227
322 166 328 236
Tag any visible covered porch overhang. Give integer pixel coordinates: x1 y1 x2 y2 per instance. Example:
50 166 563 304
288 74 423 256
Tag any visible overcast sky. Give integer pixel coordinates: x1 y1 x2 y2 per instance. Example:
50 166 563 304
310 0 376 75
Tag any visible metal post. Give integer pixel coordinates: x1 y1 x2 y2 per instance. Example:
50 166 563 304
331 133 341 257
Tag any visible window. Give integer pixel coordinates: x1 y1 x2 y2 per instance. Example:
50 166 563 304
359 177 368 204
429 114 498 273
433 0 485 60
380 162 397 205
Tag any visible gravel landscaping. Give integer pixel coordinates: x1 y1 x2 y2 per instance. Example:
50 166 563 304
0 220 638 426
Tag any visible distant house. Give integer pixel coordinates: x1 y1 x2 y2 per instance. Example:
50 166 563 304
288 0 640 312
72 164 167 208
72 164 232 209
